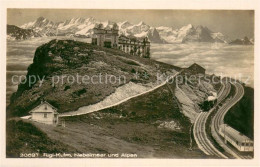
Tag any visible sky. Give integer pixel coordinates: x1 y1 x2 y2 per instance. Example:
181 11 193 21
7 9 254 39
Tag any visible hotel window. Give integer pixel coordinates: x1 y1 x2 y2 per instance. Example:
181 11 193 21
44 113 47 118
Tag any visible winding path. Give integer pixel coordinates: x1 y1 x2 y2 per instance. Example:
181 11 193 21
60 70 182 117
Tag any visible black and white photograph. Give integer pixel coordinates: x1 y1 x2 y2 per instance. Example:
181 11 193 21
1 0 260 166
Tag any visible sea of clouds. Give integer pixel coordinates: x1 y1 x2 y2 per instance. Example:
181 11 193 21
6 38 254 104
151 43 254 88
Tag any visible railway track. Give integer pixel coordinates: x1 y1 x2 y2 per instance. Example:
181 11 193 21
211 82 251 159
193 82 230 158
194 80 251 159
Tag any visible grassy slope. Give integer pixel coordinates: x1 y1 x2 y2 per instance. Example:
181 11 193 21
8 40 205 158
7 40 223 158
39 83 207 158
8 40 180 117
224 86 254 139
6 119 78 157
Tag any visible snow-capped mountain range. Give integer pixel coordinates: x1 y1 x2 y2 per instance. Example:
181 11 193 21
19 16 231 43
7 25 41 40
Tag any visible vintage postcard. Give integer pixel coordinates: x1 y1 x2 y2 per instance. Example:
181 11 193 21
1 0 259 166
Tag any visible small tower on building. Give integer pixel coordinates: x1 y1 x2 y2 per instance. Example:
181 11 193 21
92 23 119 48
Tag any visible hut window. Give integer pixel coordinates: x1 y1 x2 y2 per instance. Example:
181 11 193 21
44 113 47 118
45 105 47 110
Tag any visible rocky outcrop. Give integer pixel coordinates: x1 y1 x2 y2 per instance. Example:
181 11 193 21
174 72 218 122
147 28 167 43
182 25 214 43
229 36 253 45
7 25 41 40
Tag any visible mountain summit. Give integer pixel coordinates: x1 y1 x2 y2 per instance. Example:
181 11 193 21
7 25 41 40
18 17 230 43
229 36 253 45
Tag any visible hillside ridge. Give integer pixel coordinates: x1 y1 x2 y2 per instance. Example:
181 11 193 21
7 39 180 117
